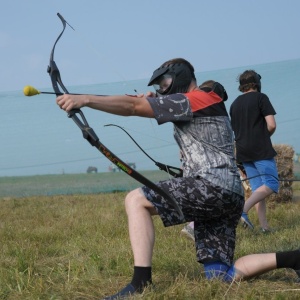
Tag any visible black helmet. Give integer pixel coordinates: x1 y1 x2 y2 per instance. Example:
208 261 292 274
200 81 228 101
148 62 195 95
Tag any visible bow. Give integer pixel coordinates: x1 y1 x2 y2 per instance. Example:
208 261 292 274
105 124 183 178
47 13 184 221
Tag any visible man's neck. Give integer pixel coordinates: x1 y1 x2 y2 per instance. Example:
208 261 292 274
244 88 257 94
188 82 200 92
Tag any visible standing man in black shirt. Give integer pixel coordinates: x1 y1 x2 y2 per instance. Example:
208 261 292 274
230 70 279 232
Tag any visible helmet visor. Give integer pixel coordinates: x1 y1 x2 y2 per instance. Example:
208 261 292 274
153 74 173 95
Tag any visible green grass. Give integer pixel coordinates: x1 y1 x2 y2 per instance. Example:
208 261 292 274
0 179 300 299
0 171 171 198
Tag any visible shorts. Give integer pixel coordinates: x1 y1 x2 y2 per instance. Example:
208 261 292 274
204 262 236 282
141 176 244 266
243 158 279 193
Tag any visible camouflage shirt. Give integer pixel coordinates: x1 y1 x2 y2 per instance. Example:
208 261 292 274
147 90 243 196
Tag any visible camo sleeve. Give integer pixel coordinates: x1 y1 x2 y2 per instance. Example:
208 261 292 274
146 94 193 124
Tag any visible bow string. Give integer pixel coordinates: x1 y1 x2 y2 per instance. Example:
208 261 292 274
105 124 183 178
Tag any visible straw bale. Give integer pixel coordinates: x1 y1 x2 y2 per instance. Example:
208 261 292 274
273 144 294 158
266 186 293 204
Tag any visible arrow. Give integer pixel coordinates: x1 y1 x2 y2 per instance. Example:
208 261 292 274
23 85 105 97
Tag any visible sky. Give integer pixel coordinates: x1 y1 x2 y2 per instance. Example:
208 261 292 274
1 0 300 92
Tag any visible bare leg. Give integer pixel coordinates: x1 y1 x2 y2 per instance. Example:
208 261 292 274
102 189 158 299
233 253 277 280
244 185 273 213
125 188 158 266
255 200 268 229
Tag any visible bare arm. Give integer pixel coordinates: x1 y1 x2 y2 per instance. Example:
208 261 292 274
56 93 154 118
265 115 276 136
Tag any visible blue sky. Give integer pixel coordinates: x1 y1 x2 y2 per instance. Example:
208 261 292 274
1 0 300 92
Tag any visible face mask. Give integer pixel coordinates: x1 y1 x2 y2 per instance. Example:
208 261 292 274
152 74 173 95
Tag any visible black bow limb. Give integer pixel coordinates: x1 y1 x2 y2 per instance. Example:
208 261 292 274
46 13 185 221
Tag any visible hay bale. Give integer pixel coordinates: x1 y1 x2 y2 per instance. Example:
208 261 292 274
267 186 293 205
243 144 294 204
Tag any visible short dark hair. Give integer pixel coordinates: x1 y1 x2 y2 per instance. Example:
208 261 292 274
199 80 215 89
238 70 261 92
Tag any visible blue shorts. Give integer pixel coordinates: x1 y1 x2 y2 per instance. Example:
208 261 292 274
243 158 279 193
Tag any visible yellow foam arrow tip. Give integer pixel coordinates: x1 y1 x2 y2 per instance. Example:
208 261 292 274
23 85 40 96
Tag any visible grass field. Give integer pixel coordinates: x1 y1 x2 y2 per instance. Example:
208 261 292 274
1 163 299 199
0 170 171 198
1 172 300 299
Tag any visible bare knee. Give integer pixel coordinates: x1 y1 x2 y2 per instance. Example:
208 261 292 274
125 188 157 215
256 185 274 198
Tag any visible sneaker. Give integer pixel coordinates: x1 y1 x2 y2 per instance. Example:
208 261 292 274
240 212 254 230
102 283 137 300
181 224 195 241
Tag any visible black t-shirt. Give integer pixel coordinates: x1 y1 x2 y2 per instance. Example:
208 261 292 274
229 91 277 162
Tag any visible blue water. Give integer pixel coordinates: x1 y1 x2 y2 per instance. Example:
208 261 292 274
1 59 300 177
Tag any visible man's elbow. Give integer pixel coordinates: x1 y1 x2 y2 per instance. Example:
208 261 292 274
268 124 276 135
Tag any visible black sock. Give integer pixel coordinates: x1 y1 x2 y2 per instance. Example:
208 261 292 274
276 249 300 271
130 266 152 291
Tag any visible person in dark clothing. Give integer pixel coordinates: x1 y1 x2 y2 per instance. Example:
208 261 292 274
181 79 228 241
230 70 279 232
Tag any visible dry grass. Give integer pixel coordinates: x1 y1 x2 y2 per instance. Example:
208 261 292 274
0 184 300 299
